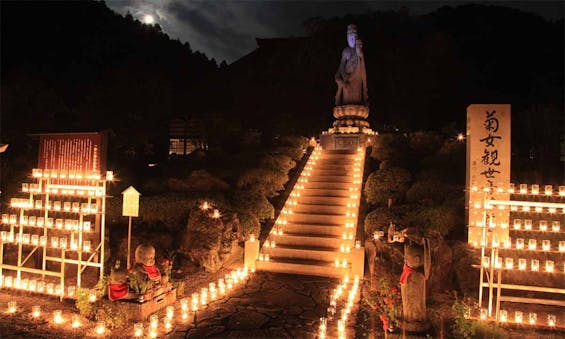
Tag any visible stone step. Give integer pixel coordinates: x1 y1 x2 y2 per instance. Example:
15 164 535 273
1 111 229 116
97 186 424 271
293 203 347 214
261 245 342 262
310 169 350 176
319 153 357 159
307 175 354 183
284 222 344 236
305 181 351 190
273 232 351 248
300 188 352 198
298 195 351 205
289 212 347 225
255 258 348 278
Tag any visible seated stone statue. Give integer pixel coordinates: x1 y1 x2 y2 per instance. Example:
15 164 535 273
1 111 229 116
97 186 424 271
108 260 134 301
130 244 171 301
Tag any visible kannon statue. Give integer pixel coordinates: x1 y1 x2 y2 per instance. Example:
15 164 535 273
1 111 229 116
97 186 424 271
334 24 369 106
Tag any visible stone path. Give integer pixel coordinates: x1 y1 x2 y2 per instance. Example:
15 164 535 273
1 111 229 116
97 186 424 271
175 272 338 338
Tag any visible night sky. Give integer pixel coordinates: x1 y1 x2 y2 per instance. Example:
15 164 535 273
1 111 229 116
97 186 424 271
106 0 564 64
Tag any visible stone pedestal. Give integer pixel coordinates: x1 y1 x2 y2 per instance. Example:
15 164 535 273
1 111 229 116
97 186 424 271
350 247 365 279
320 104 375 151
110 288 177 321
244 239 259 269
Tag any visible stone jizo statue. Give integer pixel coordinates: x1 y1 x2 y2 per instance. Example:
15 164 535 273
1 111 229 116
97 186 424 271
388 224 431 333
335 24 369 106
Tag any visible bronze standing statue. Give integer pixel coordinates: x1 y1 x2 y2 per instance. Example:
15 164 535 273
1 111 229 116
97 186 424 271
335 24 369 106
388 224 431 333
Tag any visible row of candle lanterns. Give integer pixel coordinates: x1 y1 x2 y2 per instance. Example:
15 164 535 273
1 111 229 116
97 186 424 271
482 256 562 273
0 276 92 298
0 232 92 251
320 148 365 339
31 169 113 181
10 199 99 214
1 214 93 231
487 237 565 252
23 183 106 197
472 202 564 214
5 302 106 334
475 308 558 327
319 275 360 339
471 184 565 196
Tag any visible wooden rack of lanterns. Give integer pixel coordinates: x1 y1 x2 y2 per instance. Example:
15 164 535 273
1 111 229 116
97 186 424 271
472 183 565 328
0 168 113 300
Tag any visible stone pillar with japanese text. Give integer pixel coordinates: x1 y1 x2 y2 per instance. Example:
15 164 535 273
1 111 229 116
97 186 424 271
466 105 511 245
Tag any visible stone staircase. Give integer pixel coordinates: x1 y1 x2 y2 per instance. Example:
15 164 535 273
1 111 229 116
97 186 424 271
255 146 365 278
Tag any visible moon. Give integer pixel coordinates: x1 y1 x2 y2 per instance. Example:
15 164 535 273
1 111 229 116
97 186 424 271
143 14 155 24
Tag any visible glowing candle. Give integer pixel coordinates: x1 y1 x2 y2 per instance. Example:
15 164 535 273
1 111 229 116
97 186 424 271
335 258 340 267
545 260 554 273
55 219 63 229
32 305 41 318
503 238 511 249
89 291 97 302
37 281 45 293
50 237 59 249
355 240 361 248
529 312 537 325
46 217 53 227
63 202 71 212
544 185 553 195
40 236 47 247
31 234 39 246
1 231 7 242
9 214 17 225
53 310 63 324
499 310 507 322
519 184 527 194
191 293 199 311
518 258 527 271
531 259 539 272
547 314 556 327
528 239 536 250
95 321 106 335
72 314 81 328
180 298 189 312
505 258 513 270
29 279 37 292
149 314 159 330
59 237 67 249
552 221 560 232
524 219 532 230
495 257 502 269
164 318 172 332
559 186 565 196
70 239 78 251
83 241 91 252
7 301 17 313
4 276 13 288
166 305 174 320
482 257 490 268
542 240 550 251
67 286 76 297
559 241 565 252
514 311 523 324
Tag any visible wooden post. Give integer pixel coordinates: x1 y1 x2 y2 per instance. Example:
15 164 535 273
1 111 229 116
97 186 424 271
127 216 132 270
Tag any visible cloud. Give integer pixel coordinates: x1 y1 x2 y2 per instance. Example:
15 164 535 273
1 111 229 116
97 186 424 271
106 0 564 64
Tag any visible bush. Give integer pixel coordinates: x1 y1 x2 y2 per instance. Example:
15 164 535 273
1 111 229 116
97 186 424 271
364 167 411 206
451 297 507 339
238 213 261 239
272 145 304 161
260 154 296 174
402 205 458 236
370 133 409 164
169 169 230 192
237 167 288 197
408 131 444 157
231 190 274 222
405 179 456 205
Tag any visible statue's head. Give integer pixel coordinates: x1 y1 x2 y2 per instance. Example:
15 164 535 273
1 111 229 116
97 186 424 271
135 244 156 266
347 24 357 48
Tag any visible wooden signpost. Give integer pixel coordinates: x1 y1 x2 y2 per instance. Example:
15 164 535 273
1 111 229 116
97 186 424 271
122 186 140 270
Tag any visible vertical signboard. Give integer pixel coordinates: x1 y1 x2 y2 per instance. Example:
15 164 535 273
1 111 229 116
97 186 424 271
38 132 107 174
466 105 511 244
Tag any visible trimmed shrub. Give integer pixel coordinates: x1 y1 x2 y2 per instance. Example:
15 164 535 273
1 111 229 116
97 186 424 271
364 167 411 206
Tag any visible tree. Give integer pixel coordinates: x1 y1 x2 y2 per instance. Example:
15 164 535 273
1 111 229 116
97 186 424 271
364 167 411 206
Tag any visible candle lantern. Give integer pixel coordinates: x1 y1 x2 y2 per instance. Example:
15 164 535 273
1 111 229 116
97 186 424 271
32 305 41 318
